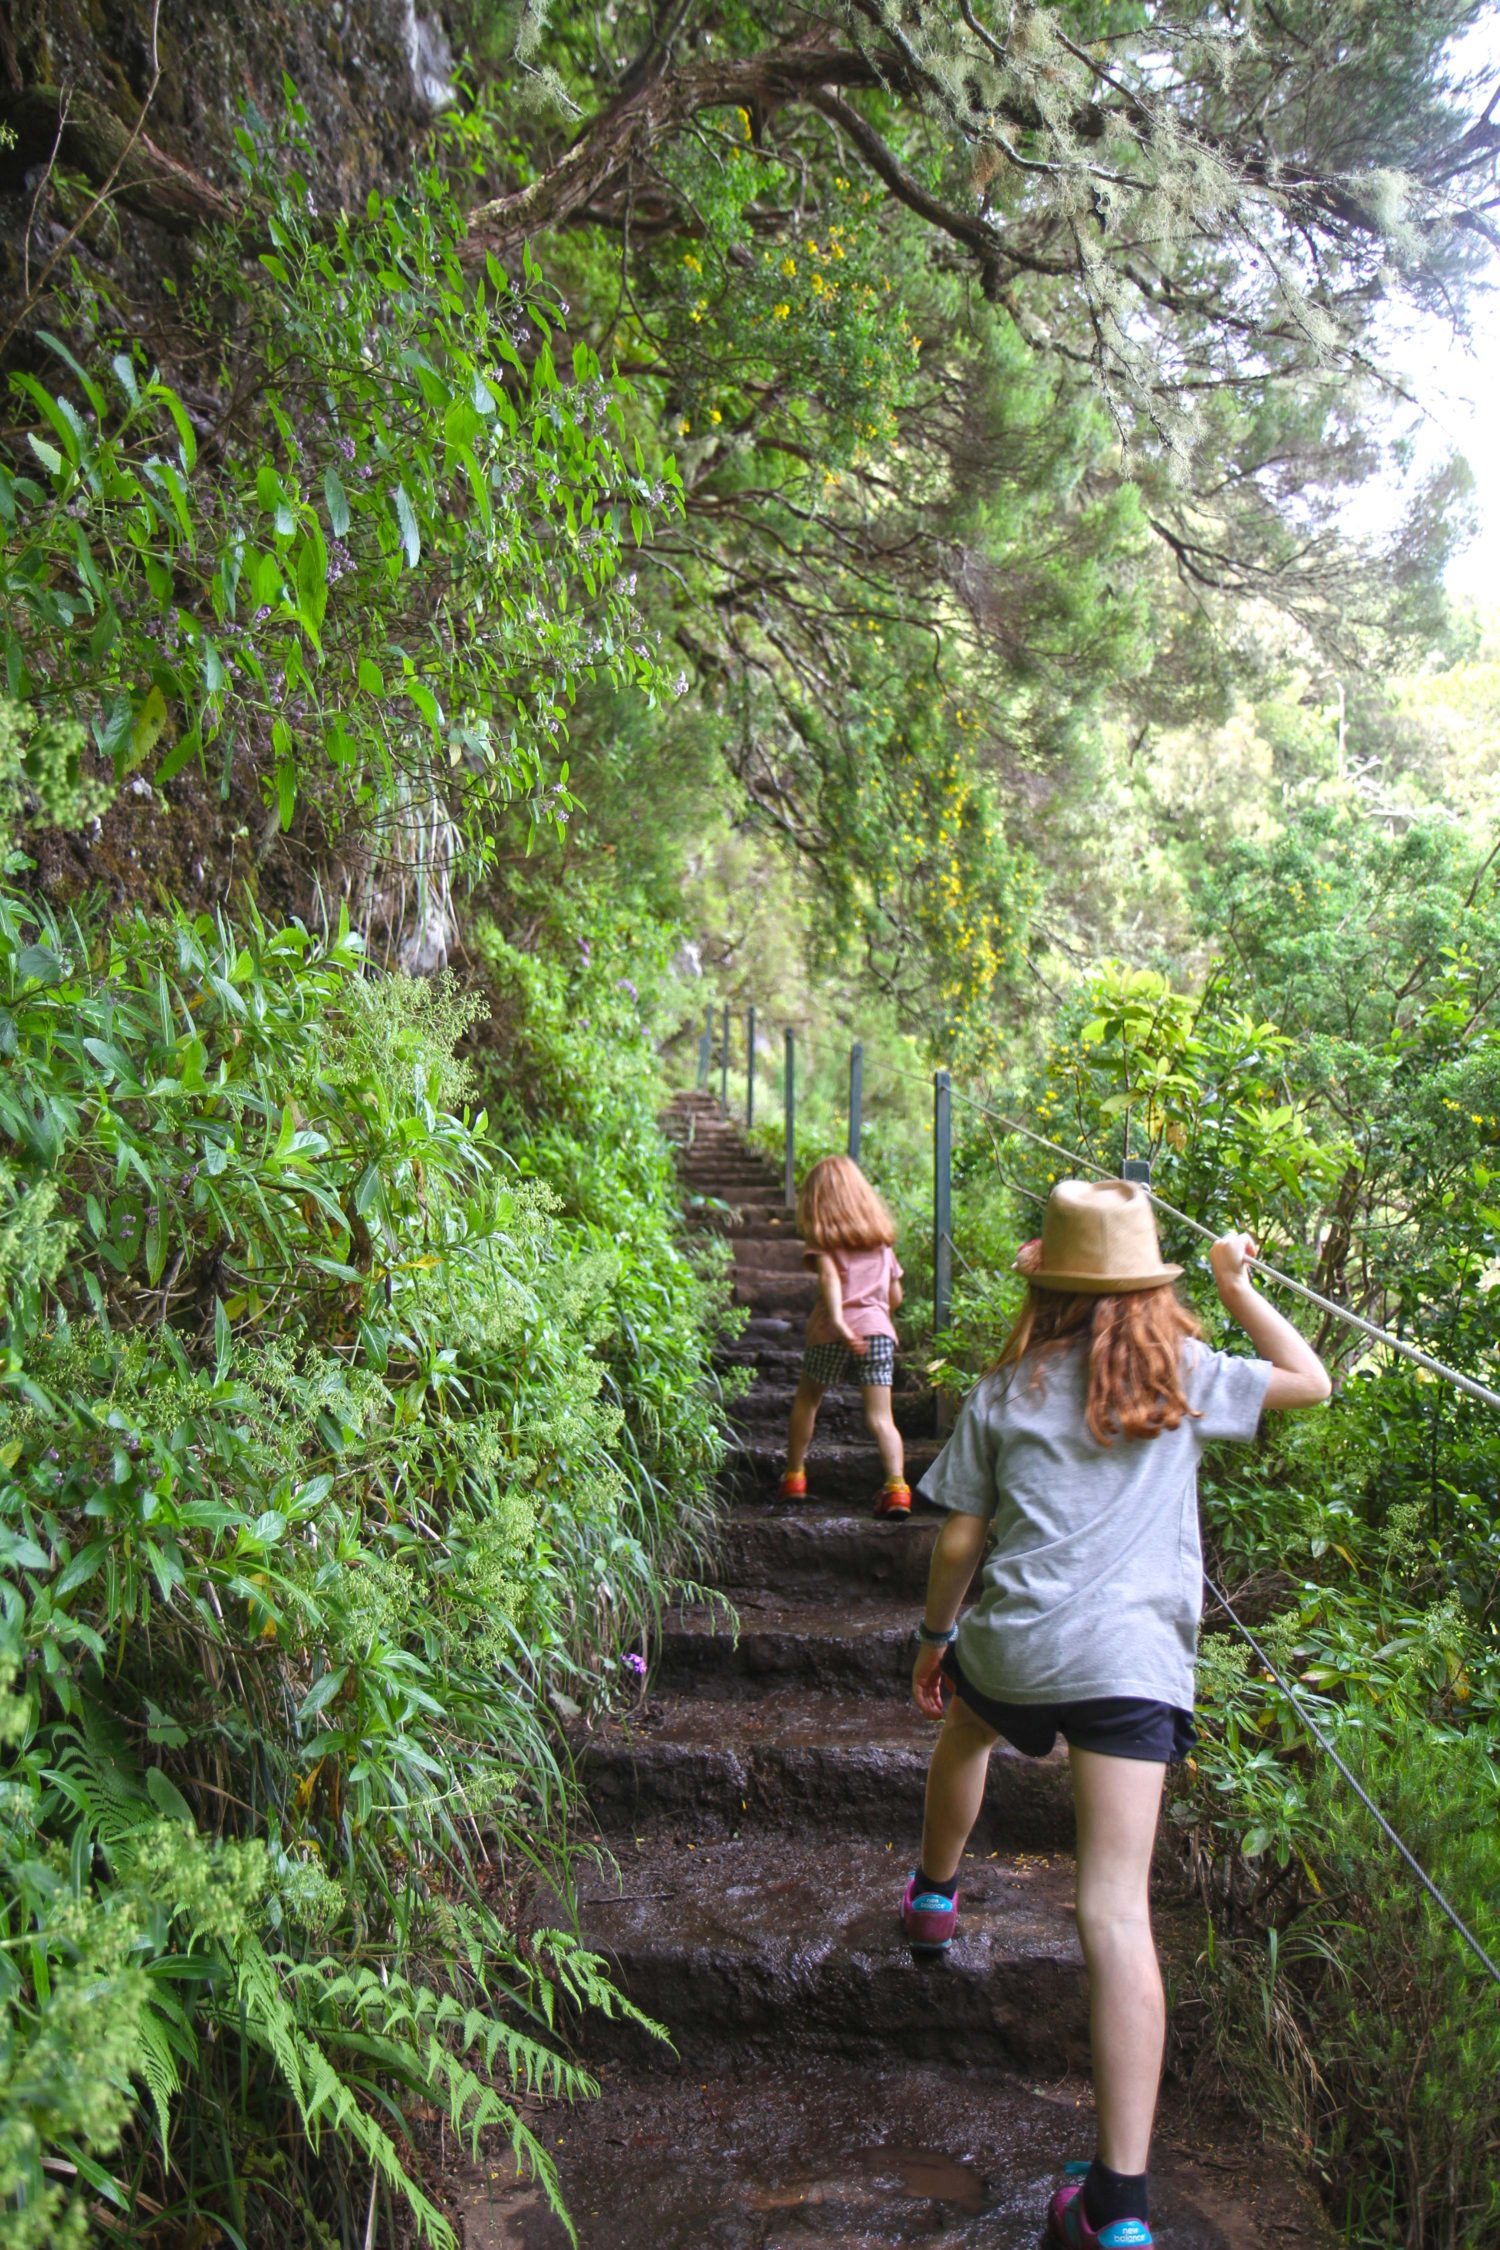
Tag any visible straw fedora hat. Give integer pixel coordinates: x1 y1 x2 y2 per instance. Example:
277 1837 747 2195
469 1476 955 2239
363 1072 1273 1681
1020 1178 1182 1294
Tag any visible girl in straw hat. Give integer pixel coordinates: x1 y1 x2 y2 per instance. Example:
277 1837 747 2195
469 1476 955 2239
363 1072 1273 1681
902 1179 1330 2250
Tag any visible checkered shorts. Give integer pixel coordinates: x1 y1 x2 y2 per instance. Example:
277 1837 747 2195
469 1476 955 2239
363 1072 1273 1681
802 1333 896 1388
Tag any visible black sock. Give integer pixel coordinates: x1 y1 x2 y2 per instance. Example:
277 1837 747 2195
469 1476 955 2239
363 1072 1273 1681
1082 2161 1149 2230
914 1865 958 1900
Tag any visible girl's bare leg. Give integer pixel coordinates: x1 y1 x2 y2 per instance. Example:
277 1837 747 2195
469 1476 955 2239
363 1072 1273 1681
785 1376 825 1471
862 1381 905 1482
918 1694 998 1882
1069 1748 1168 2176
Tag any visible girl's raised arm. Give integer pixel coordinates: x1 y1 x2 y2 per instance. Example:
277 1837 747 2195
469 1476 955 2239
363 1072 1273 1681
1210 1233 1331 1410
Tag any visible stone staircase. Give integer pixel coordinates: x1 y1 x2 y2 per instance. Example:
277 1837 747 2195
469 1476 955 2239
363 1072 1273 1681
458 1092 1332 2250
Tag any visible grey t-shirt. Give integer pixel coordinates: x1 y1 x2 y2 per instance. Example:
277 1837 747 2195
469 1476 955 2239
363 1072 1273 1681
919 1338 1271 1711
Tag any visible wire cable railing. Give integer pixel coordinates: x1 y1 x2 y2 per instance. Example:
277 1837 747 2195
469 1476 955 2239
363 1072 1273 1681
1204 1573 1500 1989
948 1085 1500 1413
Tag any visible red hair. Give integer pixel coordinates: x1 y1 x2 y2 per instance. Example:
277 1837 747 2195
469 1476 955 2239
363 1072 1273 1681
797 1155 896 1253
991 1283 1203 1446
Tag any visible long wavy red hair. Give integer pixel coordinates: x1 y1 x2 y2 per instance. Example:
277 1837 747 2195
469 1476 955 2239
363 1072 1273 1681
797 1155 896 1253
991 1283 1203 1445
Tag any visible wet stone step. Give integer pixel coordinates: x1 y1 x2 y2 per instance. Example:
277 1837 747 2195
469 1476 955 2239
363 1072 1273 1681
687 1191 790 1211
704 1208 796 1232
566 1833 1088 2071
680 1163 777 1177
687 1205 797 1234
460 2056 1333 2250
715 1329 806 1374
729 1436 944 1503
719 1505 942 1598
726 1239 809 1274
576 1688 1072 1854
681 1175 786 1193
731 1386 935 1437
734 1272 819 1313
674 1170 782 1188
660 1594 922 1697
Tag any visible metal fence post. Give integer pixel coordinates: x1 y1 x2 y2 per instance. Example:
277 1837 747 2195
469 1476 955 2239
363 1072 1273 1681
696 1005 712 1089
934 1068 952 1339
719 1002 730 1115
783 1027 796 1209
848 1040 863 1162
746 1004 756 1130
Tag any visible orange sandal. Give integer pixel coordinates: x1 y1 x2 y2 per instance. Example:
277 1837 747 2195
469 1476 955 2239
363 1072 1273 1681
874 1478 912 1518
778 1468 808 1501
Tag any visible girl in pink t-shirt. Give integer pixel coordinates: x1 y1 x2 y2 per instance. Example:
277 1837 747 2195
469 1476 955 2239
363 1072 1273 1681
778 1155 910 1517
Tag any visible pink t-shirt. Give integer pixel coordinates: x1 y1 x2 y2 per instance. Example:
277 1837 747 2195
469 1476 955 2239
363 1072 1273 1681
804 1243 902 1344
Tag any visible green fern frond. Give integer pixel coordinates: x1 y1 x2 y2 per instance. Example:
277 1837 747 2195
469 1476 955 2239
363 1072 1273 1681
134 2005 184 2161
233 1938 459 2248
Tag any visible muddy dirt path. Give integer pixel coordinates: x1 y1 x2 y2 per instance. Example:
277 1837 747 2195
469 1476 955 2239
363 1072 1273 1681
458 1094 1332 2249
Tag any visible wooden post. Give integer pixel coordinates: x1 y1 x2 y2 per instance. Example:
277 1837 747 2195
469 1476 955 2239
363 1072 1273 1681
848 1041 863 1161
720 1002 730 1115
746 1004 756 1129
783 1027 796 1210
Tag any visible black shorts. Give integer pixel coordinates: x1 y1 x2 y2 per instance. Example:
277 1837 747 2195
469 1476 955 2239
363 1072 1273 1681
940 1646 1195 1765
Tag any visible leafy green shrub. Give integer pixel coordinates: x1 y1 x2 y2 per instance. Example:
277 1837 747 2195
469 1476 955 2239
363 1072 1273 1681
1 95 677 859
1191 1705 1500 2250
0 876 727 2245
0 702 113 874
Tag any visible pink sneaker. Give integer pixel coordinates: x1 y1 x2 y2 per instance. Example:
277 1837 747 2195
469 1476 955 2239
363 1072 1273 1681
1047 2167 1153 2247
899 1871 958 1953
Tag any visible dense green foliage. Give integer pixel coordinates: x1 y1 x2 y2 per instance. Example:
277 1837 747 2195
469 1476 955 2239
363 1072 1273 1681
1 100 676 874
0 866 727 2244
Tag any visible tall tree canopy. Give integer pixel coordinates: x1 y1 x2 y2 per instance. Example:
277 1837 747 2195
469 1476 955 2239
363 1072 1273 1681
3 1 1496 1035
